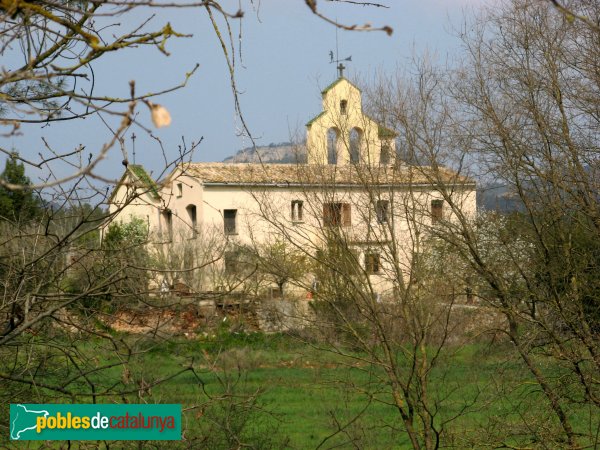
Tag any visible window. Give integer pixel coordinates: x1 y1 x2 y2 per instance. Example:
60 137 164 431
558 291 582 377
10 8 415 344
224 209 237 235
376 200 389 223
340 99 348 115
161 209 173 242
365 253 381 274
431 199 444 223
350 128 361 164
186 205 197 237
176 183 183 198
291 200 304 222
327 128 338 164
323 202 351 227
380 142 391 165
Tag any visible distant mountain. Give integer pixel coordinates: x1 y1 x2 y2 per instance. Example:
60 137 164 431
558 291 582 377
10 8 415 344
223 144 522 213
223 142 307 164
477 184 525 213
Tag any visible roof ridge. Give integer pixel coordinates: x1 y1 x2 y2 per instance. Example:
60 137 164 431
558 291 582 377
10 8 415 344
127 164 160 200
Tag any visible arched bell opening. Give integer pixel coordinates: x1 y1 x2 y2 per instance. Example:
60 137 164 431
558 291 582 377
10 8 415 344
327 127 341 164
349 127 363 164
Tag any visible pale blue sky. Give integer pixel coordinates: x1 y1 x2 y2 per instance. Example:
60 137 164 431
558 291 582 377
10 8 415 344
2 0 487 187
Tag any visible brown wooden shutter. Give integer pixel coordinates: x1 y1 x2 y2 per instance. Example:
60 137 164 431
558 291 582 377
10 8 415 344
342 203 351 226
323 203 331 226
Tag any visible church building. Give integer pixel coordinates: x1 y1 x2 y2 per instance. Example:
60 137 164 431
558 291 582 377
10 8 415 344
106 73 477 299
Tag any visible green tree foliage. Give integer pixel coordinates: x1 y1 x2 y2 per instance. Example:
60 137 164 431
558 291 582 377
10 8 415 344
103 217 148 249
65 217 151 310
101 217 151 302
0 155 41 222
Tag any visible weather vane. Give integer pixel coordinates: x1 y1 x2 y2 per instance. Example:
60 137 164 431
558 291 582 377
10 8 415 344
330 51 352 77
330 21 352 78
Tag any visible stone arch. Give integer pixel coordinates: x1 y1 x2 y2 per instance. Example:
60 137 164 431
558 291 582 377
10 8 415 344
327 127 340 164
349 127 363 164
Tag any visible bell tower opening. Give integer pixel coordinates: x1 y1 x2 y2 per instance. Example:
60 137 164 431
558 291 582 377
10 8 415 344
340 99 348 115
349 128 362 164
327 128 339 164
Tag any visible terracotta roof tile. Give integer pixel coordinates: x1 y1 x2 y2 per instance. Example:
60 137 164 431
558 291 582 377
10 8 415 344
181 163 474 187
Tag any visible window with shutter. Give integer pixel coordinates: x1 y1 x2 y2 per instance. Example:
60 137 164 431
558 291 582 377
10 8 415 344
342 203 351 226
365 253 381 274
324 203 351 227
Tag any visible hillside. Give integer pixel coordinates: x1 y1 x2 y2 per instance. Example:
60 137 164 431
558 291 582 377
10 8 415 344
223 143 523 213
223 142 307 164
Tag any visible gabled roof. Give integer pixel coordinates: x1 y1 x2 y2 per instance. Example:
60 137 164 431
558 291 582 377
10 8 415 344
378 124 398 139
128 165 160 199
182 163 475 187
108 165 161 203
305 111 326 127
321 77 361 96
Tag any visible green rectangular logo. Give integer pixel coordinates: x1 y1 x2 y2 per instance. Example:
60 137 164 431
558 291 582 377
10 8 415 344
10 404 181 441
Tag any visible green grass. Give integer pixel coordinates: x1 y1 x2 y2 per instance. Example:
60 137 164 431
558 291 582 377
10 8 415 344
3 331 598 448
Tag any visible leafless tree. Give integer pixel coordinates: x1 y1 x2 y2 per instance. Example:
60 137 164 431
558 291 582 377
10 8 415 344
0 3 394 444
243 143 480 448
365 1 600 447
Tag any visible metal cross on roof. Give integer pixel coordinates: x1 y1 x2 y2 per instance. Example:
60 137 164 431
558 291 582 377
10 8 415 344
329 51 352 78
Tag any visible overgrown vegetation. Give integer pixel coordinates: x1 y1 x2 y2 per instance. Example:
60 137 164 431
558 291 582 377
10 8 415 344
1 0 599 448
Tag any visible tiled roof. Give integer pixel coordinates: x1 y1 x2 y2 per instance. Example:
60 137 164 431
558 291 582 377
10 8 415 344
181 163 474 187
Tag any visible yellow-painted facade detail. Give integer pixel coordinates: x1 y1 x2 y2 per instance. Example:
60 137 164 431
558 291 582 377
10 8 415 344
306 77 396 166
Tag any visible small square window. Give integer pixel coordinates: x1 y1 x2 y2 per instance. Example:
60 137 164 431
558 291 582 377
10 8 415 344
365 253 381 274
376 200 389 223
431 199 444 223
340 99 348 115
224 209 237 235
291 200 304 222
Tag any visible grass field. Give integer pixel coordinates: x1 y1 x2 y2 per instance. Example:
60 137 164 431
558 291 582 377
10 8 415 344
5 330 597 448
